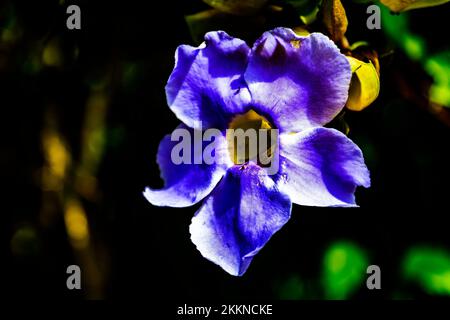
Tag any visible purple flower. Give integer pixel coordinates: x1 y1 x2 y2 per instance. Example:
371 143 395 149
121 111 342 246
143 28 370 276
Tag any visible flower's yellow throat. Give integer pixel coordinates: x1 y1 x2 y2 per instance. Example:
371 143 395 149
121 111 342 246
226 109 277 166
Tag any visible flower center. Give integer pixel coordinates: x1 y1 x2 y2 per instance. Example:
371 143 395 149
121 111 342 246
226 109 278 166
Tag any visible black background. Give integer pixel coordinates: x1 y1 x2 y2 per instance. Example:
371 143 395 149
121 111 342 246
1 0 450 300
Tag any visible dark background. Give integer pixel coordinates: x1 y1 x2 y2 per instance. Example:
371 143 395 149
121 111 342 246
1 0 449 300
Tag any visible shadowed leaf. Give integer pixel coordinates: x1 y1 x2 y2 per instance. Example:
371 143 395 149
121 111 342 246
185 9 265 44
285 0 321 13
322 0 348 42
203 0 269 15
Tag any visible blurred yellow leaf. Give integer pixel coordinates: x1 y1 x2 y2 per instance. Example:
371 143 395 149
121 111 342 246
322 0 348 42
381 0 450 12
64 197 90 249
292 26 310 37
42 39 63 67
203 0 268 15
42 129 71 192
346 56 380 111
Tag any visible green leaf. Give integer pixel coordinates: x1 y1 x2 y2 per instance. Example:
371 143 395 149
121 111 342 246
322 241 368 299
380 0 450 12
403 247 450 295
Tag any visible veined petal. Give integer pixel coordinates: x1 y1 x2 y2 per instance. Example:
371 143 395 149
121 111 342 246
143 125 231 207
190 162 292 276
278 127 370 207
245 28 352 132
166 31 251 130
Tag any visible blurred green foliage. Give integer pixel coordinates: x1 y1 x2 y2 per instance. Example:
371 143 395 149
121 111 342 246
323 241 368 299
425 52 450 107
403 247 450 295
381 4 450 107
381 5 426 61
278 274 305 299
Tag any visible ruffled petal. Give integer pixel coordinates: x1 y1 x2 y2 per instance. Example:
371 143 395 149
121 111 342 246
190 162 292 276
143 125 231 207
278 127 370 207
245 28 352 132
166 31 251 130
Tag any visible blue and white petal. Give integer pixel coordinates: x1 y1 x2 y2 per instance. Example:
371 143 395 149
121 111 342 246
190 163 292 276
